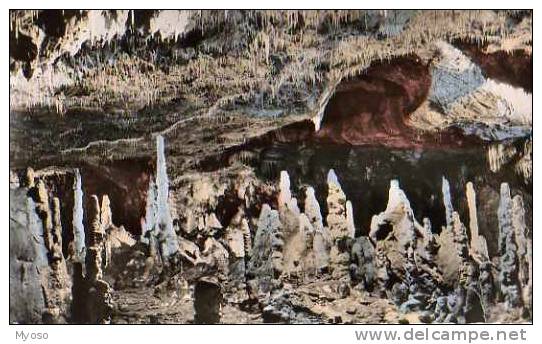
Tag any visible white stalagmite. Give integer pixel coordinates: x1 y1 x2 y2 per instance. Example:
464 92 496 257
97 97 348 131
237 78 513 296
304 187 324 232
327 169 341 188
441 176 454 227
466 182 478 236
466 182 481 253
72 168 86 261
276 170 300 241
326 169 350 240
278 170 292 210
465 182 490 262
346 200 356 239
369 180 421 248
100 195 112 231
155 135 179 258
141 179 157 244
512 195 532 310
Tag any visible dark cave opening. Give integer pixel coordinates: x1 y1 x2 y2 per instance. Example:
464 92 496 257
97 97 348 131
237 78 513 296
79 158 154 237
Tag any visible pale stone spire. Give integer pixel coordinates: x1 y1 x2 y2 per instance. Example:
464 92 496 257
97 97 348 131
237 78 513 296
441 176 453 228
72 169 86 261
155 135 179 258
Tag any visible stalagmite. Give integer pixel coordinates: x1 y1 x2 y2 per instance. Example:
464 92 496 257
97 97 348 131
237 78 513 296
34 180 53 253
449 211 474 323
465 182 489 262
511 195 531 315
50 197 64 261
225 211 246 259
223 208 250 301
248 204 283 278
100 195 112 232
326 169 349 240
346 200 356 239
277 171 300 240
85 195 112 324
22 167 35 188
141 179 157 244
370 180 421 249
442 177 453 227
304 186 324 232
466 182 479 242
278 170 293 211
452 212 469 264
325 169 352 295
417 218 442 284
241 218 252 258
155 135 179 258
296 213 317 279
497 183 521 308
72 169 86 261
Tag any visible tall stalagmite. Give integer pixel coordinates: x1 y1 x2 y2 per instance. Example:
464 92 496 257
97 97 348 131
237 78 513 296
155 135 179 258
72 169 85 261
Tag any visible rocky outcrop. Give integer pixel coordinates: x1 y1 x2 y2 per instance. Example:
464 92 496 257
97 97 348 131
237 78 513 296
10 188 50 323
10 179 71 324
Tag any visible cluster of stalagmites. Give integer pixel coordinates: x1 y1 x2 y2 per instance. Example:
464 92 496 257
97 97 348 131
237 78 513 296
10 165 135 324
10 131 532 324
166 165 530 323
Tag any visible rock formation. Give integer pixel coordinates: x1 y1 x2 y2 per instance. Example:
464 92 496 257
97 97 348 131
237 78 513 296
248 204 283 280
72 169 85 262
84 195 113 324
512 195 532 317
155 135 180 259
326 169 349 240
497 183 521 309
